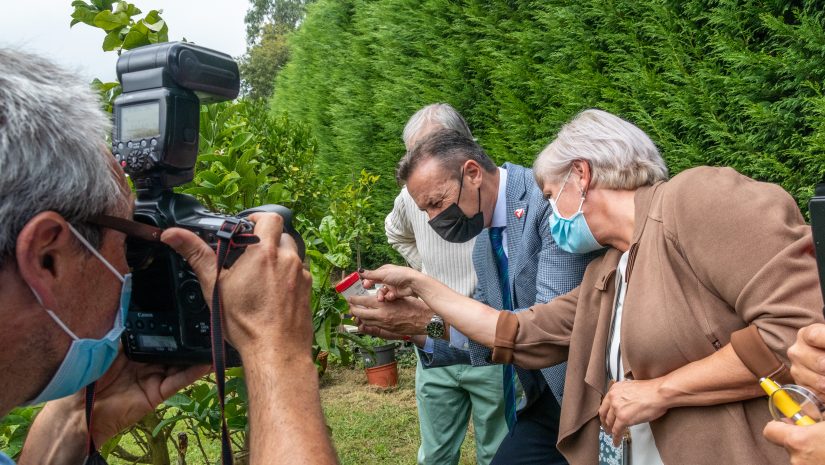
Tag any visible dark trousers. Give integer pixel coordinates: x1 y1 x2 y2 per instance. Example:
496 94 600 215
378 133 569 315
490 388 567 465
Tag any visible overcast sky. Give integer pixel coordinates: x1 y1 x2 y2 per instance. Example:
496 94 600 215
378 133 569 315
0 0 249 82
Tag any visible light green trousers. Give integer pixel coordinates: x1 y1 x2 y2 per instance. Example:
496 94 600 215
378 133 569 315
415 354 508 465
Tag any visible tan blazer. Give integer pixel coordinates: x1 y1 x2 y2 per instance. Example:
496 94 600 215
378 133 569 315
491 166 824 464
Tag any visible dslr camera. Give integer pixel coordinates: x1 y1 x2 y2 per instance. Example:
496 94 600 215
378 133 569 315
112 42 304 365
812 177 825 308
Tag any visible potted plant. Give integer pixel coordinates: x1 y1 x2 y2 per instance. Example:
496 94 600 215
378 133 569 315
357 335 399 388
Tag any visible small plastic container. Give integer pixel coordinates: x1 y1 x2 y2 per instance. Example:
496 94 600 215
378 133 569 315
335 271 368 298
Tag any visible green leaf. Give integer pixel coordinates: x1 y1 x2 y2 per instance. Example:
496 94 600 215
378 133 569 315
125 3 142 17
144 9 162 24
93 10 129 31
70 7 98 27
144 18 165 32
323 252 350 268
99 432 124 459
230 132 255 150
151 414 184 437
0 415 27 428
314 316 332 352
163 392 192 408
122 28 149 50
91 0 115 10
101 30 121 51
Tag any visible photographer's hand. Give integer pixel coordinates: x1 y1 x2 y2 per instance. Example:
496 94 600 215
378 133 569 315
787 323 825 399
162 213 339 465
764 420 825 464
18 354 208 465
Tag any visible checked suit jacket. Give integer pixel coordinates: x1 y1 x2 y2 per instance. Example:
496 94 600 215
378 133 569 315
421 162 598 408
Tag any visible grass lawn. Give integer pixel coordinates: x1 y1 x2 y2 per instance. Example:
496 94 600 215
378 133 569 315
103 363 478 464
321 364 478 465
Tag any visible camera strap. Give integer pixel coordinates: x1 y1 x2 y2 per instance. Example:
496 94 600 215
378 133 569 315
81 220 257 465
212 219 259 465
82 382 108 465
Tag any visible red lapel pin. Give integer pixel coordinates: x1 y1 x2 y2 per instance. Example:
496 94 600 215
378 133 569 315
514 208 524 219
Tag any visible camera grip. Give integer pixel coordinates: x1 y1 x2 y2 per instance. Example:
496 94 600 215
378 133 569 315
239 204 305 260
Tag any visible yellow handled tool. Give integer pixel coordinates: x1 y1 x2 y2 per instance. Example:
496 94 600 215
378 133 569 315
760 377 817 426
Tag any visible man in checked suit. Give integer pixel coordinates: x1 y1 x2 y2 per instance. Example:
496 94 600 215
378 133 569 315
352 129 598 464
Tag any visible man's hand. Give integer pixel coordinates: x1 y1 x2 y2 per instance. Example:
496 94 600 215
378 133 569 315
162 213 313 358
787 323 825 399
348 294 433 336
764 420 825 464
598 378 669 445
19 354 208 465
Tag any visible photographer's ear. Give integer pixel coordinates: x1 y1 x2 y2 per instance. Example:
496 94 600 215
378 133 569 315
15 212 77 309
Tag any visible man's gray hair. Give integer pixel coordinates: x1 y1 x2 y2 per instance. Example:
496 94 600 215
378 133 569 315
533 109 668 190
402 103 473 149
0 49 125 266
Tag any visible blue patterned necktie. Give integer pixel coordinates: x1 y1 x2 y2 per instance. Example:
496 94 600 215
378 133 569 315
489 226 518 432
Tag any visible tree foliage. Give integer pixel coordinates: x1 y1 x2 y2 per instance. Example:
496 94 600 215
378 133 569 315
238 23 292 99
271 0 825 220
244 0 314 45
240 0 315 98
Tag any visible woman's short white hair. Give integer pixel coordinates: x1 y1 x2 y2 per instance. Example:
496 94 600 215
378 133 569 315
0 49 125 266
533 109 668 190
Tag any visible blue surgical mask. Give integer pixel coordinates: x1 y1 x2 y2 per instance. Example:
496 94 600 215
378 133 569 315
547 169 604 254
25 224 131 405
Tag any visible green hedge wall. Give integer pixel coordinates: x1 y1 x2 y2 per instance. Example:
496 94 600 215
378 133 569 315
271 0 825 240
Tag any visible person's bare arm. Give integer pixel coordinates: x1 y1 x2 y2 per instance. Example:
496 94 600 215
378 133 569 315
599 344 764 443
19 351 209 465
162 213 339 465
353 265 499 346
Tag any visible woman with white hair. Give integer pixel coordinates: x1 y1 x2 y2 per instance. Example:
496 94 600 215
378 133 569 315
356 109 824 464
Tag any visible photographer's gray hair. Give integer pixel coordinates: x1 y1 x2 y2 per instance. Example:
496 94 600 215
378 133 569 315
0 49 124 266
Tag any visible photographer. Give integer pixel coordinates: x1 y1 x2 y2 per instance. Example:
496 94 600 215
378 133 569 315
0 49 337 465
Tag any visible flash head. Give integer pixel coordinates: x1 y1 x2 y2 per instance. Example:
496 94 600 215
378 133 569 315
112 42 240 193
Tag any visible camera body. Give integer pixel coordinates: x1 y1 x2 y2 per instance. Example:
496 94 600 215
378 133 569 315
811 180 825 306
113 42 303 365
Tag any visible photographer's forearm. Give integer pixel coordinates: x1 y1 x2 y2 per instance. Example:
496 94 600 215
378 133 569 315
18 399 86 465
243 350 339 465
413 275 499 348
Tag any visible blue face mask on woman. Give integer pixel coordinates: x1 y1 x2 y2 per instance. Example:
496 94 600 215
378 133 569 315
547 168 605 254
25 223 131 405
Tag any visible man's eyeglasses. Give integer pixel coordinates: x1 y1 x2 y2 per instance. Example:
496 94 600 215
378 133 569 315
87 215 162 243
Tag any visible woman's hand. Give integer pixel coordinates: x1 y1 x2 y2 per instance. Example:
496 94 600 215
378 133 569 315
360 265 420 301
598 378 669 445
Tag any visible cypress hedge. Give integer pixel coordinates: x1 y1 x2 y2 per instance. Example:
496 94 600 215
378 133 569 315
271 0 825 262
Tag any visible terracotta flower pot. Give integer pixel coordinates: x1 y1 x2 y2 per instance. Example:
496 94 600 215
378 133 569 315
365 361 398 388
316 350 329 376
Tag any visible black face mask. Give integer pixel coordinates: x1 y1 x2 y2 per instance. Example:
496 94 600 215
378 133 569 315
428 170 484 243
